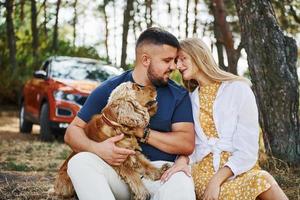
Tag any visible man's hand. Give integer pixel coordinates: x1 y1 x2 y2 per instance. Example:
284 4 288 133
91 134 135 166
134 127 144 138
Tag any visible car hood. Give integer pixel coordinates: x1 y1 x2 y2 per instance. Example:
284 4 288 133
54 78 99 93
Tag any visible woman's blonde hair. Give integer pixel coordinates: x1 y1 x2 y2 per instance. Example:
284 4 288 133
179 38 251 92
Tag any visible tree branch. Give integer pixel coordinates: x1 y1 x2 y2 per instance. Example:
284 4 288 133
37 0 47 16
289 5 300 24
237 41 244 53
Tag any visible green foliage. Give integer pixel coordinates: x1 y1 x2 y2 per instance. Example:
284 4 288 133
2 161 32 171
0 67 24 104
202 0 300 37
272 0 300 34
57 148 72 160
170 70 184 86
0 1 101 104
123 63 134 70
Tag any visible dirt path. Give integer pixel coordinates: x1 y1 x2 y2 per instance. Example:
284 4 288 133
0 113 39 141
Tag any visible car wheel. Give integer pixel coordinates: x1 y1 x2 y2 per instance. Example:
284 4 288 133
40 103 55 142
19 102 33 133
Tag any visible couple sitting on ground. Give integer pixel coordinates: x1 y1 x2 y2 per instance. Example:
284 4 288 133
63 27 287 200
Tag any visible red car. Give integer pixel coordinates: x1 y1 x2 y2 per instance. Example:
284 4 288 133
19 56 123 141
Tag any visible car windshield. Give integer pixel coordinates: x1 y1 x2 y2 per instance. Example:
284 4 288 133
50 59 122 82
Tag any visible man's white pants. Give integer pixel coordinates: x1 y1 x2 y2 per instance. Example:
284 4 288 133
67 152 195 200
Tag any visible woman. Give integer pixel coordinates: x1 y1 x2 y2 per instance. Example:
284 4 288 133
161 38 288 200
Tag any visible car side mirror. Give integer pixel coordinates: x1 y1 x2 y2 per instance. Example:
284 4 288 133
33 70 47 79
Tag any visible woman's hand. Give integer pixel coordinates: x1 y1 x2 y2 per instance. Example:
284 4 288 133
160 156 191 183
203 179 221 200
203 166 233 200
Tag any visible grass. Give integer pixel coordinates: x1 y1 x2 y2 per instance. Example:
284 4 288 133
3 162 32 172
260 156 300 199
0 138 74 200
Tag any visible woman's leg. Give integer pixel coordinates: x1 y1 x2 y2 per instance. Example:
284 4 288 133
258 171 288 200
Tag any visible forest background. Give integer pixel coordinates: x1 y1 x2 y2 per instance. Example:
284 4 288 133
0 0 299 199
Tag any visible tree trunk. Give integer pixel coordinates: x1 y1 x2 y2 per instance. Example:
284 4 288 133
113 0 117 65
167 1 171 30
185 0 190 38
289 5 300 24
132 1 138 42
31 0 39 68
234 0 299 165
72 0 77 47
103 4 110 63
136 0 143 33
42 0 48 37
52 0 61 53
216 40 226 70
177 2 181 39
211 0 240 74
19 0 25 21
193 0 198 36
100 0 112 63
120 0 134 69
5 0 17 71
145 0 153 28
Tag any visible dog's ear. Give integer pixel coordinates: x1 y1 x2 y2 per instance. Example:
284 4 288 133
84 115 101 141
117 100 149 128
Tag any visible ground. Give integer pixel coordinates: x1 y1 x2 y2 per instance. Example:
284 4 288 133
0 107 75 200
0 106 299 200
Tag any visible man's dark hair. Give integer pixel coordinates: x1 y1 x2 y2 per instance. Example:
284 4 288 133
136 27 179 49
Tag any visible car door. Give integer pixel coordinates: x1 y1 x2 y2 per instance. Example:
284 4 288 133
26 60 51 120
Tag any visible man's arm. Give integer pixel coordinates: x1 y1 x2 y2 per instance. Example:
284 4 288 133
144 122 195 155
64 116 135 166
64 116 91 152
142 91 195 155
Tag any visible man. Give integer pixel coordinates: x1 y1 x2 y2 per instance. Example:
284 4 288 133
65 27 196 200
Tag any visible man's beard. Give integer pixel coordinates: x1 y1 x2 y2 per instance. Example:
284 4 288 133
147 63 170 87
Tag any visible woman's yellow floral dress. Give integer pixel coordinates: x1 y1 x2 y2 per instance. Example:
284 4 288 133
192 82 272 200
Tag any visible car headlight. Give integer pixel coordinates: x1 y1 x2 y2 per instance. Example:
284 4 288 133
53 90 80 102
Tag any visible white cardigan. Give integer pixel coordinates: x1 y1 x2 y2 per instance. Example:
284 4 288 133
189 81 259 178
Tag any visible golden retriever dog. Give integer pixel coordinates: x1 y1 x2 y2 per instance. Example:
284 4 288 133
54 82 169 200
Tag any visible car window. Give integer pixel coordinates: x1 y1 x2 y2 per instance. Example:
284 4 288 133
50 59 122 82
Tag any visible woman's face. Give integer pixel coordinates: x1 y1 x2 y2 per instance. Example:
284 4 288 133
176 50 199 81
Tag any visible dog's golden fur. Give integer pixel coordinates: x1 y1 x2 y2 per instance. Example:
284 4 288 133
54 82 169 200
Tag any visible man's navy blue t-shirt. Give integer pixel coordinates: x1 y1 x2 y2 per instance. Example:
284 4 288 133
77 70 194 162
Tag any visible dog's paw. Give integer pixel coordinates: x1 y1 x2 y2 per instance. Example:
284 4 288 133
130 184 151 200
160 163 171 173
133 190 151 200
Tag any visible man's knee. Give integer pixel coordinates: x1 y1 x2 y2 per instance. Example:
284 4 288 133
159 172 195 199
172 171 194 191
67 152 102 176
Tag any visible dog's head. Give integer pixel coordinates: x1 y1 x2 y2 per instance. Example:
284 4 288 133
107 82 157 128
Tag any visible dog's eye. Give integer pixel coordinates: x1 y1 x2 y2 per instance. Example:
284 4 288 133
146 100 156 107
